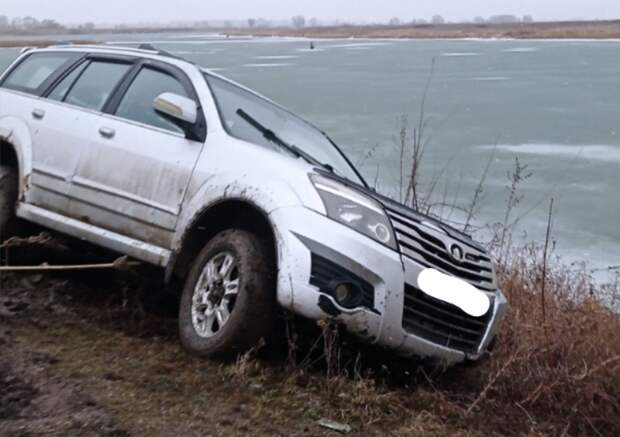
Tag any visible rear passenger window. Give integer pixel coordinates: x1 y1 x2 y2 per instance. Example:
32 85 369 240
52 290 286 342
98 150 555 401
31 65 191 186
48 62 88 102
1 53 75 95
64 61 131 111
115 67 189 133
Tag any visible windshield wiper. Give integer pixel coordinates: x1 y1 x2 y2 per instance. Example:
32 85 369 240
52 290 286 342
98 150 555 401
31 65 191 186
236 108 334 173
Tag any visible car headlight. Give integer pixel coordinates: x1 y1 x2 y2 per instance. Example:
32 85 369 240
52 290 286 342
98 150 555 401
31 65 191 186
310 174 397 250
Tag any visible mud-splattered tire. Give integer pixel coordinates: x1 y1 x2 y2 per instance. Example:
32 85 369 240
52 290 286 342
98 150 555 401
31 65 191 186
0 164 20 244
179 229 276 358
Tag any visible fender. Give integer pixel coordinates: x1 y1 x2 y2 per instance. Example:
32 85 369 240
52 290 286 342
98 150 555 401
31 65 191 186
171 169 306 255
166 166 326 303
0 116 33 199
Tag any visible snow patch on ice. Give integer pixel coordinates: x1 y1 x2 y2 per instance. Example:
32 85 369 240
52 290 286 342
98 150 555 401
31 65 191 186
440 52 481 57
502 47 539 53
478 144 620 163
255 55 299 60
243 63 293 68
469 76 512 81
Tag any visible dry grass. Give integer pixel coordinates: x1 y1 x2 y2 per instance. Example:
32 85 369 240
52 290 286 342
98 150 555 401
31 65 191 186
273 251 620 435
0 39 94 48
2 233 618 435
464 249 619 435
237 20 620 40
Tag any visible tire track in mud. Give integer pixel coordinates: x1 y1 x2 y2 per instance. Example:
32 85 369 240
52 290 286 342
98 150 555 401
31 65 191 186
0 276 128 436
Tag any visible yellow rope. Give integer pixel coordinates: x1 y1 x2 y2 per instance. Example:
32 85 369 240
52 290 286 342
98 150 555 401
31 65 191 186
0 257 140 272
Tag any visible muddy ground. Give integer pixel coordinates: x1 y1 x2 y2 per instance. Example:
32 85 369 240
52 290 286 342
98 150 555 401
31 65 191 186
0 271 341 436
1 236 470 437
7 233 614 436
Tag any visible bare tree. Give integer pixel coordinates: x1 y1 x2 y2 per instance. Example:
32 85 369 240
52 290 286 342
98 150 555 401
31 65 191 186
22 16 39 29
247 18 257 28
431 15 445 24
292 15 306 29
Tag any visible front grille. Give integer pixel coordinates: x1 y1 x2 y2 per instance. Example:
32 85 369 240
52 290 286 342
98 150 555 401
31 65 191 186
402 284 492 353
384 206 497 292
310 254 375 310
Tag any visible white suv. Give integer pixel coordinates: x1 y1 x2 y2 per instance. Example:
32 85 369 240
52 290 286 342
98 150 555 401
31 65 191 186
0 45 507 364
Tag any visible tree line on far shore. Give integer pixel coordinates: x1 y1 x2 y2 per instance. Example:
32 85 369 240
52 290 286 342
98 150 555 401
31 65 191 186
0 12 544 36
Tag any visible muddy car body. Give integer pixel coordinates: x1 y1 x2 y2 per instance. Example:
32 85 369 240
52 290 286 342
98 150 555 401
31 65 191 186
0 45 507 364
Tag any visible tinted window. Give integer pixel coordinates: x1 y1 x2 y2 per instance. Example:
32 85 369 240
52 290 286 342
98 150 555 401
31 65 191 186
115 67 189 133
48 62 88 102
2 53 74 95
64 61 131 111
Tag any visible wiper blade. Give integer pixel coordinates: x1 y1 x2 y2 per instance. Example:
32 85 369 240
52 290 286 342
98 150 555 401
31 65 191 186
236 108 334 173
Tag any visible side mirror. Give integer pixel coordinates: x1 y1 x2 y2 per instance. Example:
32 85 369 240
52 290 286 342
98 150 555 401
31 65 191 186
154 92 198 125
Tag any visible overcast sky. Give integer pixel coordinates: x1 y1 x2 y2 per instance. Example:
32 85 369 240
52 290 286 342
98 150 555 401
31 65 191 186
3 0 620 24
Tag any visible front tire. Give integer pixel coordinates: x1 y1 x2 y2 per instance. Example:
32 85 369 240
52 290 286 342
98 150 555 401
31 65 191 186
0 164 20 244
179 229 276 358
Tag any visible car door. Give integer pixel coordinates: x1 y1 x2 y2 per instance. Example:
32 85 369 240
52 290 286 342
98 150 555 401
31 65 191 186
69 61 206 249
0 50 86 213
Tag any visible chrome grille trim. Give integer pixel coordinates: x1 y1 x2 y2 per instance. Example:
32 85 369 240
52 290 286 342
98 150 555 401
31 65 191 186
384 206 497 291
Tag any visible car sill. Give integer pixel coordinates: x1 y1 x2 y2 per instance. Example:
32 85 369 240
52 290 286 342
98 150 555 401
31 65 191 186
16 203 171 267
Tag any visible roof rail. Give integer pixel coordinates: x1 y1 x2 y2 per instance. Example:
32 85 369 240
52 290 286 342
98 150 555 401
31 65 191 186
46 43 160 55
43 43 187 63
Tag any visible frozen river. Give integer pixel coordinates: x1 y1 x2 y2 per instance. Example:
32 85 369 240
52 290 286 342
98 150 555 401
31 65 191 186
1 34 619 275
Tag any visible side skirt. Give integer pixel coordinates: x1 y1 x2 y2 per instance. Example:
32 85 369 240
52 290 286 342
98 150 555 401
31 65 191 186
16 203 171 267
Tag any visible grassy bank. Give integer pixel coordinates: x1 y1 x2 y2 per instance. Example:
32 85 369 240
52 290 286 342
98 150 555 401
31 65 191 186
1 235 618 436
234 20 620 40
0 39 93 48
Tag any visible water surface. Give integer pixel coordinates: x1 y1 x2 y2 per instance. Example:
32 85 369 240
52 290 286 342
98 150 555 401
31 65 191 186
1 34 618 273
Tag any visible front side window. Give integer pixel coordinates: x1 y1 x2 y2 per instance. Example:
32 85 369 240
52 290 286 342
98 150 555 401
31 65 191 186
115 67 189 133
1 53 76 95
205 73 364 185
63 61 131 111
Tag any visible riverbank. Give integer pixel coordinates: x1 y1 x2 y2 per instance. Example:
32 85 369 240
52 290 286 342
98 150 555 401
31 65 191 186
0 39 93 48
1 234 618 436
232 20 620 40
0 20 619 48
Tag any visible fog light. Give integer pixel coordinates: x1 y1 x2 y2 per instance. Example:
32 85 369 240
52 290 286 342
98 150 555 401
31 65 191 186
335 283 352 303
332 281 362 308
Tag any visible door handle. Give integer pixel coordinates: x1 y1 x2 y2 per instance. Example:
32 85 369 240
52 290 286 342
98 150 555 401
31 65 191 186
31 108 45 120
99 127 115 139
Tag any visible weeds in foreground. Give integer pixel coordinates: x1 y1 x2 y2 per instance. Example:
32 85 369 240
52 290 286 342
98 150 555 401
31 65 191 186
233 249 619 436
5 233 617 435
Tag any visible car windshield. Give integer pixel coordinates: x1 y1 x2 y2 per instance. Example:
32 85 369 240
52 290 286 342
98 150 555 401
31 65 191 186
205 73 365 186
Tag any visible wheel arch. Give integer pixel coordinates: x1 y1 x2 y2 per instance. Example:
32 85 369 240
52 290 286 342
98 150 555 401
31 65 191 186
166 198 279 283
0 118 34 199
0 138 19 168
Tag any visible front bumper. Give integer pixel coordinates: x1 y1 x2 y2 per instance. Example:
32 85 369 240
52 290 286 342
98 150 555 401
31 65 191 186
270 206 508 364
